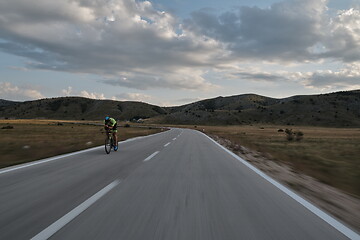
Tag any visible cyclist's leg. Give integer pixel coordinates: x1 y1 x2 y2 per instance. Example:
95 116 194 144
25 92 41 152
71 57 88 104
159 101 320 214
112 124 118 146
112 130 118 146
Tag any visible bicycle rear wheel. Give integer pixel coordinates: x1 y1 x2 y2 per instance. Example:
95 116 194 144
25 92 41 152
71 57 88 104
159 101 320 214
105 137 112 154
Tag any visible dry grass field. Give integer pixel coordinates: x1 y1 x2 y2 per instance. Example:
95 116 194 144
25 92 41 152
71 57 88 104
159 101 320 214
0 119 162 169
191 125 360 198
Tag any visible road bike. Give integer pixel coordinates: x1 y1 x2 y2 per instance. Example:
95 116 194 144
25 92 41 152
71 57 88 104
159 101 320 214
105 130 118 154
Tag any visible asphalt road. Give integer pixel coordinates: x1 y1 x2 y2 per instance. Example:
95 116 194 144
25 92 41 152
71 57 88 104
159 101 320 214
0 128 358 240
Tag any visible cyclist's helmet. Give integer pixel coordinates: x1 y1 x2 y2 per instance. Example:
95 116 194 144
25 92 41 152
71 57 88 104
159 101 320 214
105 116 110 121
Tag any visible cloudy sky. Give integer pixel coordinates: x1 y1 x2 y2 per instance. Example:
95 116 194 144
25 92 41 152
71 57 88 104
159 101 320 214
0 0 359 106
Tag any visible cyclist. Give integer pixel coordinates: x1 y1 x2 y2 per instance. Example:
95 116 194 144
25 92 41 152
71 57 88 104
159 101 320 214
104 116 118 151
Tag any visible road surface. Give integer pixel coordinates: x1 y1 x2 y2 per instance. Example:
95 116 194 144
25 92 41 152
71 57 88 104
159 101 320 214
0 128 358 239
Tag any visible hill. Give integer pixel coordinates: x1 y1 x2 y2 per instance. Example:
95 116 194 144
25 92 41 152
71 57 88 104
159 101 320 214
156 90 360 127
0 99 18 107
1 90 360 127
0 97 167 121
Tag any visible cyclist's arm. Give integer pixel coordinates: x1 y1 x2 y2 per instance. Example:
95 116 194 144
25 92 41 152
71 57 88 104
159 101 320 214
104 118 116 129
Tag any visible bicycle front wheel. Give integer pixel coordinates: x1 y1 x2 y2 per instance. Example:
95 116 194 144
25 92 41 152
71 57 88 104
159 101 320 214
105 138 112 154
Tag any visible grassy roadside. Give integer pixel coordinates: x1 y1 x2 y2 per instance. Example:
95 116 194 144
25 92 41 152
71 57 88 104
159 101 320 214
183 125 360 198
0 119 164 169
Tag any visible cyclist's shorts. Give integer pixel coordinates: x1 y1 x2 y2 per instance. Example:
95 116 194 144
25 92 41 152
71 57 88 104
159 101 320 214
111 123 118 133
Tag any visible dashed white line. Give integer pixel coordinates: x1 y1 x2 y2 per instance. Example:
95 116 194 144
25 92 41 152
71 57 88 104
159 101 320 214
172 138 177 141
144 151 160 162
164 142 171 147
31 180 120 240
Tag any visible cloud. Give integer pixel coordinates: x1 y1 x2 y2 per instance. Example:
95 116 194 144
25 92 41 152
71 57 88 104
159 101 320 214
0 82 44 100
0 0 359 95
80 90 105 99
321 8 360 62
175 97 202 104
62 86 73 96
115 92 153 102
62 86 108 99
185 0 360 63
227 70 289 82
102 68 218 90
300 63 360 90
216 61 360 92
0 0 222 90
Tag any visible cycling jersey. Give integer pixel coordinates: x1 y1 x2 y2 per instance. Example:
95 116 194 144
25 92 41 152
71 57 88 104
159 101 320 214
104 117 117 132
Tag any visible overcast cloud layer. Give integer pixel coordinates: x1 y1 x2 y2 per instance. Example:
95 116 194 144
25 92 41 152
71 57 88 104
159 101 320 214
186 0 360 62
0 0 359 99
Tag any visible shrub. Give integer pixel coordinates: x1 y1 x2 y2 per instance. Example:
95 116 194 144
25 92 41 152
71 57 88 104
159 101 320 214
295 131 304 141
285 129 294 141
285 129 304 141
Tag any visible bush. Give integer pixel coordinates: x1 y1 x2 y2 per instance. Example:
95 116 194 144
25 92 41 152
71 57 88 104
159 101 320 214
285 129 294 141
285 129 304 141
295 131 304 141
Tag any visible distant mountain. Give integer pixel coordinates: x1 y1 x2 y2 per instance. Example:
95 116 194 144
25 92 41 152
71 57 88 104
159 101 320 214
0 97 167 121
0 99 18 107
1 90 360 127
155 90 360 127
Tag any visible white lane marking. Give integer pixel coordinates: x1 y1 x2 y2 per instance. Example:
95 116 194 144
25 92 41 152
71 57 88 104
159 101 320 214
144 151 159 162
199 131 360 240
172 138 177 141
31 180 120 240
0 129 173 175
164 142 171 147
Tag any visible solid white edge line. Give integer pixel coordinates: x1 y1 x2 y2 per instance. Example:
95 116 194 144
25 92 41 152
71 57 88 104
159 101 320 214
0 129 173 175
199 131 360 240
31 180 120 240
144 151 159 162
164 142 171 147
